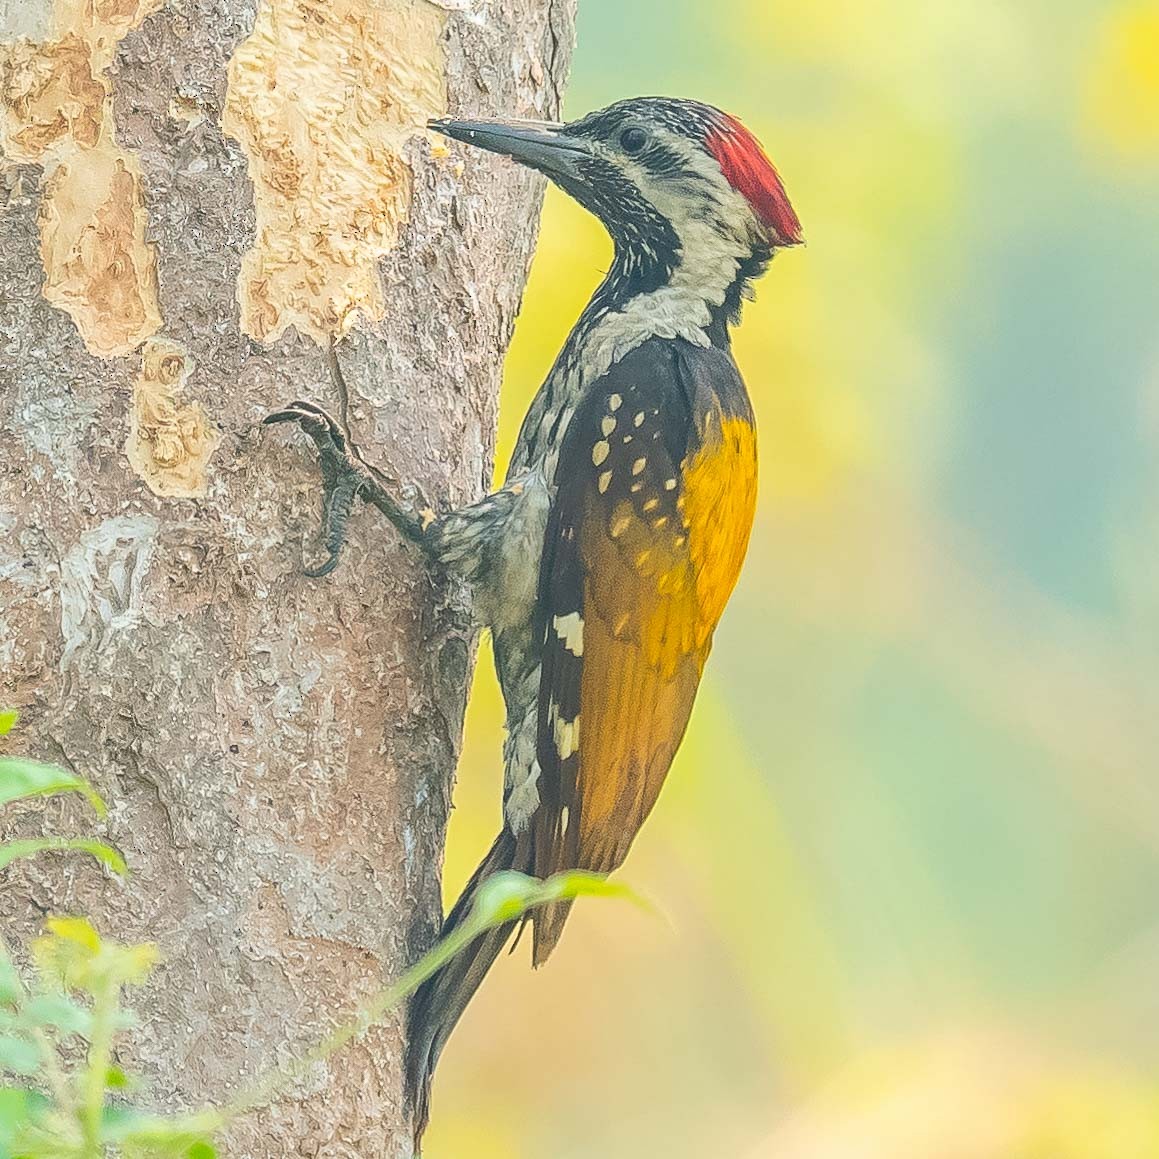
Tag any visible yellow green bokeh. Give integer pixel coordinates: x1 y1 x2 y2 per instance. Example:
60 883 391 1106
428 1 1159 1154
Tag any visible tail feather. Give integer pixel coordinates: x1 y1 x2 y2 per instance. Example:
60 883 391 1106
530 897 574 966
406 828 532 1151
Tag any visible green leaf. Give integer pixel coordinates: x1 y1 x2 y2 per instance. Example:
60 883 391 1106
107 942 160 988
0 1037 38 1076
42 917 101 953
0 713 17 739
22 995 91 1036
0 961 19 1007
0 1086 33 1135
104 1066 129 1089
470 870 650 931
0 760 106 817
470 871 544 926
102 1099 219 1156
543 868 651 908
0 1086 50 1154
32 919 158 994
30 917 102 991
0 839 126 877
103 1109 221 1155
0 1101 74 1159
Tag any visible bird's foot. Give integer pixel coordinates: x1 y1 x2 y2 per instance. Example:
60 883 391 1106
264 400 409 577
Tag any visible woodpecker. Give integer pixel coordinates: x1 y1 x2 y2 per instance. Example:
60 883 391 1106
265 96 801 1147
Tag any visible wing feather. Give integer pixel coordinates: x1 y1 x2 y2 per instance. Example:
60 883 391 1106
532 339 757 963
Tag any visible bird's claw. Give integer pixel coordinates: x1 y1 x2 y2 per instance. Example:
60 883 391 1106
264 400 370 577
264 400 353 464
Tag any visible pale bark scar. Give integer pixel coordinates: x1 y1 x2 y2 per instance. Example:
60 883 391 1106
0 0 164 358
125 337 221 498
222 0 447 345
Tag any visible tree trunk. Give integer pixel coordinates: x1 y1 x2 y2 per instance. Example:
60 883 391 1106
0 0 574 1153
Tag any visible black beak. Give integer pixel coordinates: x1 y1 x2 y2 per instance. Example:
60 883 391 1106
428 117 591 181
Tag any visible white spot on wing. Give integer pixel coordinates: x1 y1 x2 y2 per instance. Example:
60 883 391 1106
592 440 610 466
555 715 579 760
553 611 584 656
548 699 581 761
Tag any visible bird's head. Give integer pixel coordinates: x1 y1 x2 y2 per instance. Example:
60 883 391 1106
430 97 801 312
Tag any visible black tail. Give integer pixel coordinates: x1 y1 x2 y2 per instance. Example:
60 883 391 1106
406 827 532 1152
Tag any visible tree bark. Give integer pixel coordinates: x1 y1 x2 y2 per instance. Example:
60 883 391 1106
0 0 574 1154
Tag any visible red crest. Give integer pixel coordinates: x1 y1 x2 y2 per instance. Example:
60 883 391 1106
706 115 802 246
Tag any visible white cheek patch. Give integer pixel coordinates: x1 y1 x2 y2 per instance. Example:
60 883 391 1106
553 611 584 656
621 134 758 308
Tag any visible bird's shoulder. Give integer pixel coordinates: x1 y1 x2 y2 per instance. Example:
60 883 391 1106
545 336 757 643
574 334 752 437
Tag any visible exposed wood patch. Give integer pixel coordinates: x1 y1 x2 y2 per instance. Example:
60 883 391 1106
222 0 447 344
0 0 163 358
125 337 221 498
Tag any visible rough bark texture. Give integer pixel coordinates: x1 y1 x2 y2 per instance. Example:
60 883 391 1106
0 0 574 1154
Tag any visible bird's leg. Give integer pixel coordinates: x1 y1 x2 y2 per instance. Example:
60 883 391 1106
264 400 436 577
267 342 542 578
266 397 541 582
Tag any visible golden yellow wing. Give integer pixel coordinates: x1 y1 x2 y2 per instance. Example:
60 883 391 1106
532 337 757 963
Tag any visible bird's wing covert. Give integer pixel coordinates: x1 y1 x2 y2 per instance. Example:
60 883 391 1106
532 338 758 955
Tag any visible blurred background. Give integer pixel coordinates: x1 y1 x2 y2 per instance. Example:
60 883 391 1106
426 1 1159 1154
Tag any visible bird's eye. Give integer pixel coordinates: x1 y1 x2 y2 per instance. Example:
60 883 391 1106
619 126 648 154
